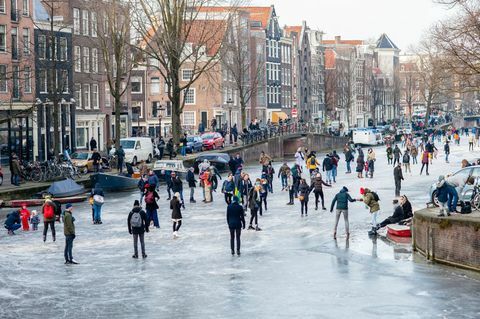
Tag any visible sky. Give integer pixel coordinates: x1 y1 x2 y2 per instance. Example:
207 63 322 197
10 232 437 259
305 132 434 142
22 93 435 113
250 0 455 53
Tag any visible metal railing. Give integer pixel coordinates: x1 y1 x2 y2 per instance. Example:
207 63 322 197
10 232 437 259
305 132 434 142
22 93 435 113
238 123 306 146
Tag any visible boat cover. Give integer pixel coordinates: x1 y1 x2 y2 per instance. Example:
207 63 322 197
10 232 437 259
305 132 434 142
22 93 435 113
46 179 85 197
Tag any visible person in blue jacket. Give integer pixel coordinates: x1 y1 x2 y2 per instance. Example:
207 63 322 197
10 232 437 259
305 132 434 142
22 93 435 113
4 210 21 235
436 175 450 217
226 196 245 256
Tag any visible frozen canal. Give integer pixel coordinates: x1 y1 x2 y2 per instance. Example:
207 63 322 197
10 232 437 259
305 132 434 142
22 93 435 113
1 139 480 318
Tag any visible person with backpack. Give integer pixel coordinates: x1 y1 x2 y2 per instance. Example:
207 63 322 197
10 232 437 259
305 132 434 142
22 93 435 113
170 192 183 238
294 147 305 173
402 150 411 174
359 188 381 235
91 183 105 224
186 167 197 203
331 150 340 183
128 200 149 259
144 185 160 228
221 174 236 205
226 196 245 256
298 178 313 216
330 186 356 239
42 197 57 242
63 204 78 264
311 173 331 210
322 154 333 184
307 153 319 174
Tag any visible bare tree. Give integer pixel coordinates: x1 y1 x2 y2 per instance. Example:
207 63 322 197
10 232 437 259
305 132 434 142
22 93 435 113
91 0 133 149
133 0 234 143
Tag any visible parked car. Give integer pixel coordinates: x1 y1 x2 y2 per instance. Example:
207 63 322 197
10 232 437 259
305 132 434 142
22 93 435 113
201 132 225 150
120 137 154 165
71 151 109 173
429 165 480 206
186 136 203 153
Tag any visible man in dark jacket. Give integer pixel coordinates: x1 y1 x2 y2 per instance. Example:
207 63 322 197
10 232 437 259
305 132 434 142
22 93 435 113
63 203 77 264
393 163 404 197
233 153 244 173
115 145 125 173
376 199 404 229
128 200 149 259
170 172 184 207
89 137 97 151
393 145 402 165
330 186 356 239
227 196 246 256
322 154 333 184
186 167 197 203
4 210 21 235
10 154 21 186
91 149 101 173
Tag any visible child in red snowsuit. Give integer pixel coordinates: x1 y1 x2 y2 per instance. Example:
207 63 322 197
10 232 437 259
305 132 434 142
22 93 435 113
20 205 31 231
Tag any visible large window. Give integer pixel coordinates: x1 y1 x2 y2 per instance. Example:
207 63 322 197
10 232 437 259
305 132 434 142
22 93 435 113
73 8 80 35
24 66 31 93
0 0 5 13
38 35 46 59
22 0 28 15
184 88 195 104
74 84 81 109
0 65 6 92
150 77 160 94
91 48 98 73
182 111 195 126
22 28 29 54
83 84 90 109
76 123 88 149
92 84 99 109
39 69 47 93
74 46 81 72
131 77 142 93
182 69 193 81
91 12 97 37
61 70 69 93
59 37 67 61
82 10 89 36
83 47 90 73
0 25 6 52
105 85 111 107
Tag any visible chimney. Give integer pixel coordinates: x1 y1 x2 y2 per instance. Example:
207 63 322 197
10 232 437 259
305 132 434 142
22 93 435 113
335 36 341 44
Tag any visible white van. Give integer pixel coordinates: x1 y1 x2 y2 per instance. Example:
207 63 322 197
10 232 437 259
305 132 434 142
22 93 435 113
353 129 383 146
120 137 154 165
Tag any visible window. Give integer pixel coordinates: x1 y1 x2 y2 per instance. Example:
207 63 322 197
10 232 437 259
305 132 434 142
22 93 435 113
103 16 108 36
150 77 160 94
183 111 195 126
59 37 67 61
133 102 143 118
24 66 31 93
22 28 29 54
0 65 6 92
83 84 90 109
182 69 193 81
74 84 81 108
38 35 46 59
0 25 6 52
22 0 28 15
131 77 142 93
0 0 4 13
83 47 89 73
74 46 81 72
39 69 47 93
11 27 18 59
91 12 97 37
164 82 169 94
92 84 98 109
184 88 195 104
73 8 80 34
91 48 98 73
61 70 69 93
82 10 89 36
105 85 111 107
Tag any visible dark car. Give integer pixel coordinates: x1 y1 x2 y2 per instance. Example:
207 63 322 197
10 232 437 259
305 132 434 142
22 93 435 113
193 153 230 173
186 136 203 153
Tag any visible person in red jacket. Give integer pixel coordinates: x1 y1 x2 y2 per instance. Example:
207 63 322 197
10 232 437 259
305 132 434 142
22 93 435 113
20 205 30 231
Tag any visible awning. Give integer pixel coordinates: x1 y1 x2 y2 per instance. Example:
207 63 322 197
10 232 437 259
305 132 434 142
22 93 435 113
271 111 288 123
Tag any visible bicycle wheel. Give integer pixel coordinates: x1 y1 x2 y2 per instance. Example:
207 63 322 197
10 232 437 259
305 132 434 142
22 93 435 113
472 193 480 211
31 170 43 183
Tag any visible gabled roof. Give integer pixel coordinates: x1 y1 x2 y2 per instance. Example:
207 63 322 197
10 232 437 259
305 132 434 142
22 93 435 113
240 6 272 29
376 33 399 50
185 19 228 56
284 25 302 45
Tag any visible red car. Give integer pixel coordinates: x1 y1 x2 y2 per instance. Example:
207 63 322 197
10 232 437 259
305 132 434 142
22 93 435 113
201 132 225 150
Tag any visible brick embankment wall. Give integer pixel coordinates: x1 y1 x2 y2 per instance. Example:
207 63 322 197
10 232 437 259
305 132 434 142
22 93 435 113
413 208 480 271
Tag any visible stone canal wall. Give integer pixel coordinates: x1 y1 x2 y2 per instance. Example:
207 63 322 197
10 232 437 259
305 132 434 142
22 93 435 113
413 208 480 271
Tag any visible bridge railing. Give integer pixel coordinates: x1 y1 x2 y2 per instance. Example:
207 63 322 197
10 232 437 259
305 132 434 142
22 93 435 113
239 123 306 146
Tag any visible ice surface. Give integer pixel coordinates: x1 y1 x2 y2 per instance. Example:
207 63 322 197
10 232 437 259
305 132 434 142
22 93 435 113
1 138 480 318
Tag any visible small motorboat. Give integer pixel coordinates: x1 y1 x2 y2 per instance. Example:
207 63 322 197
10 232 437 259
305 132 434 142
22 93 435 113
90 173 138 192
43 178 85 198
386 224 412 237
6 196 87 208
153 160 188 173
193 153 230 173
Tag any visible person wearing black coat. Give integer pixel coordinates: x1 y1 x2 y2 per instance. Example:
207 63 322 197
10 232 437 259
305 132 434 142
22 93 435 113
226 197 245 256
127 200 149 258
170 172 184 207
401 195 413 219
4 210 21 235
298 179 313 216
393 163 404 197
377 199 404 229
145 186 160 228
171 193 183 238
186 168 197 203
89 137 97 151
247 183 262 231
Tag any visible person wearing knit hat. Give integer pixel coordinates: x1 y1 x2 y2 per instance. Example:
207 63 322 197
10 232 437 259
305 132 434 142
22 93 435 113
358 188 381 235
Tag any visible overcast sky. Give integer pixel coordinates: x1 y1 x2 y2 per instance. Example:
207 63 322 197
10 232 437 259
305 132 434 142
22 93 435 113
250 0 455 52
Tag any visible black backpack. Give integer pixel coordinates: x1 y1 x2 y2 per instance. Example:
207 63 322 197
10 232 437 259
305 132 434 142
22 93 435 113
310 157 316 165
372 191 380 201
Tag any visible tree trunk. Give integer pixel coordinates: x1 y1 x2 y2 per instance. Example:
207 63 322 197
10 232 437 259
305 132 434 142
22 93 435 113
425 100 431 128
171 90 182 144
114 97 121 149
240 97 247 129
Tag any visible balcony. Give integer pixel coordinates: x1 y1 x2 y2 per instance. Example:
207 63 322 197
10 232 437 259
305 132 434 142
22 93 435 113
11 9 20 23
